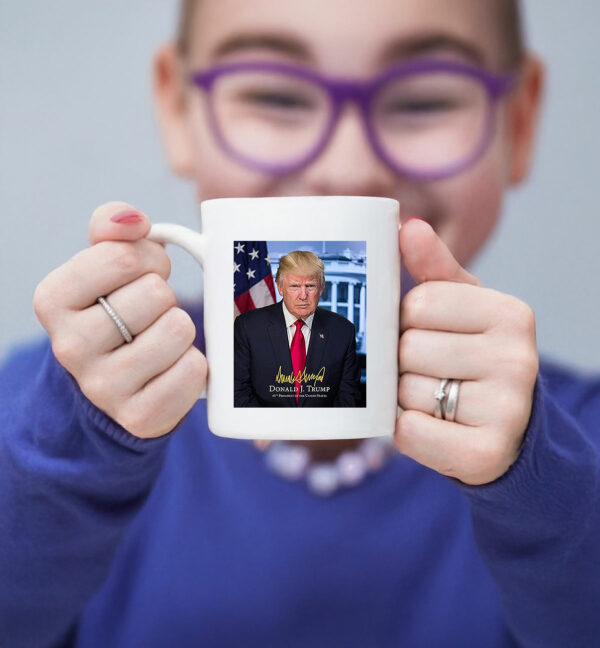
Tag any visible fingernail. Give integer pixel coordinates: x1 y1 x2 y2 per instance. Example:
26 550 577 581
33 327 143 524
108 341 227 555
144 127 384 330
111 210 144 224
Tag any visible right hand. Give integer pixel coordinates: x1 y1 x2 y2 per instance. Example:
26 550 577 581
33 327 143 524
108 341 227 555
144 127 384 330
33 201 207 438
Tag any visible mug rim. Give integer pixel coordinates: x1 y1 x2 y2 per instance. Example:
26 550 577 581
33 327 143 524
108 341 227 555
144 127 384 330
201 195 400 209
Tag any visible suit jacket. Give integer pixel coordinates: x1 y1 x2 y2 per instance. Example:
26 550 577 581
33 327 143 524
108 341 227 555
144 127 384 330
234 301 363 407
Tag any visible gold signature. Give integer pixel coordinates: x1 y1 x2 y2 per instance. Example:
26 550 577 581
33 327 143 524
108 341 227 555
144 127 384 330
275 365 326 386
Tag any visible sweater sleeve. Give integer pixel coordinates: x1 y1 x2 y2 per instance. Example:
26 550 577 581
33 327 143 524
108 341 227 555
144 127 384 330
0 339 170 648
461 366 600 647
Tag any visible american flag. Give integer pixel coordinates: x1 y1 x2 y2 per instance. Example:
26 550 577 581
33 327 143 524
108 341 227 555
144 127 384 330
234 241 276 317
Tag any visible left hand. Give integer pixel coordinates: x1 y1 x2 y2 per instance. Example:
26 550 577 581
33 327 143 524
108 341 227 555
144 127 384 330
396 219 539 485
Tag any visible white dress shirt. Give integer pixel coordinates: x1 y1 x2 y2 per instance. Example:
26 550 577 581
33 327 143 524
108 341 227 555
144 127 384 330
281 301 315 352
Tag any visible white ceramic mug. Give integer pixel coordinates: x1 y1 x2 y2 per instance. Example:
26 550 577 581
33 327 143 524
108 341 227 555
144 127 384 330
148 195 400 440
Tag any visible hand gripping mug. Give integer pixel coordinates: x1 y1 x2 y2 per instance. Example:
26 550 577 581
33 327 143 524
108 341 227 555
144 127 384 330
148 196 400 440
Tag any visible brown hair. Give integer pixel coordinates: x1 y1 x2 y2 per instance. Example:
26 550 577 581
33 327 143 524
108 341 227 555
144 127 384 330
275 251 325 288
495 0 525 68
176 0 197 55
176 0 525 69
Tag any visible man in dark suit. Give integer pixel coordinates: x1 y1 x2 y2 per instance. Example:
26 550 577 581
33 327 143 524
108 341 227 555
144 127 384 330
234 251 362 407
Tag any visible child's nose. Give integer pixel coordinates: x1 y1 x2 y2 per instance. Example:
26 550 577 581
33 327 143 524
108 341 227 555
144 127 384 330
300 104 397 196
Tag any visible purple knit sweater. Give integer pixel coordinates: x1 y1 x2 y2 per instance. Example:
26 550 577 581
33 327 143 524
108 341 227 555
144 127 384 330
1 315 599 647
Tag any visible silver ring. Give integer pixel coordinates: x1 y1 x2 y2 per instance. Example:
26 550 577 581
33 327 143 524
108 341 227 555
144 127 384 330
444 379 461 423
433 378 450 419
97 296 133 344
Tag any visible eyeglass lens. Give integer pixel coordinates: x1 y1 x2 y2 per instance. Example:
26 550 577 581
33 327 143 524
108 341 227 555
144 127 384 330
213 70 331 164
372 72 488 173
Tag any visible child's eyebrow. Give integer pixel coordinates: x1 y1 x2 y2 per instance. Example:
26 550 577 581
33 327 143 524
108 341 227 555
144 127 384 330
207 29 486 71
209 32 315 64
378 33 485 67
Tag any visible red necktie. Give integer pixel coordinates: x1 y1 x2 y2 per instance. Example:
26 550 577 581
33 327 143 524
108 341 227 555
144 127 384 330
290 319 306 404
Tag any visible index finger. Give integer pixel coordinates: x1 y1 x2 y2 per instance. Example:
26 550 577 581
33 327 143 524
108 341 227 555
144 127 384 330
42 238 171 312
89 201 151 244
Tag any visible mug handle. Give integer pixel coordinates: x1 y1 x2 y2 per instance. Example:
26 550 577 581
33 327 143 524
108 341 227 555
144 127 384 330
147 223 206 267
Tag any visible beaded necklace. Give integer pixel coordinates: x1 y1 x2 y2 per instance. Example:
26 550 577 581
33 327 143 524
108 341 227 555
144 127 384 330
254 437 397 497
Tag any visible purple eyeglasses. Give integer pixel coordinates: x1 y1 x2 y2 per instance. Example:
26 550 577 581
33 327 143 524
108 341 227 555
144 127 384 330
189 59 517 181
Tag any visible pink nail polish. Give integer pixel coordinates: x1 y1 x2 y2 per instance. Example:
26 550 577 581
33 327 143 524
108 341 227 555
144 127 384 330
111 210 144 224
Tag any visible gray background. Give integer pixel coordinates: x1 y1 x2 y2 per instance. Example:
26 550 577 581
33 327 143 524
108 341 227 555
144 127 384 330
1 2 598 370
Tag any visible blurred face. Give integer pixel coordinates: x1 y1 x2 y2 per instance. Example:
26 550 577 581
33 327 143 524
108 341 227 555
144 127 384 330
277 272 323 319
155 0 542 267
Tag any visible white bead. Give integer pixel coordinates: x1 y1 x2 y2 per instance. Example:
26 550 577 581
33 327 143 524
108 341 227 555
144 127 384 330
280 444 310 480
264 442 289 473
361 438 389 471
306 464 340 496
265 442 310 480
336 451 367 486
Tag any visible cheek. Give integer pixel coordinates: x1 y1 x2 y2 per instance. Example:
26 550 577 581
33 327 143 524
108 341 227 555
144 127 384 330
430 130 510 268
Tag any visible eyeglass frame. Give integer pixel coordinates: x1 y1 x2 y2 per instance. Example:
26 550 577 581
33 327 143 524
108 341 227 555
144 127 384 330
189 58 518 181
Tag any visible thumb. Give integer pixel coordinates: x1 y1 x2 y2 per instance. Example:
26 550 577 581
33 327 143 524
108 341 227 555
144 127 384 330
399 218 480 286
89 201 151 245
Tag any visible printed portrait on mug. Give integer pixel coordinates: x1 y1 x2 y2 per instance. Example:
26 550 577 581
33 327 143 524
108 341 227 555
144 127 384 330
233 240 367 408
